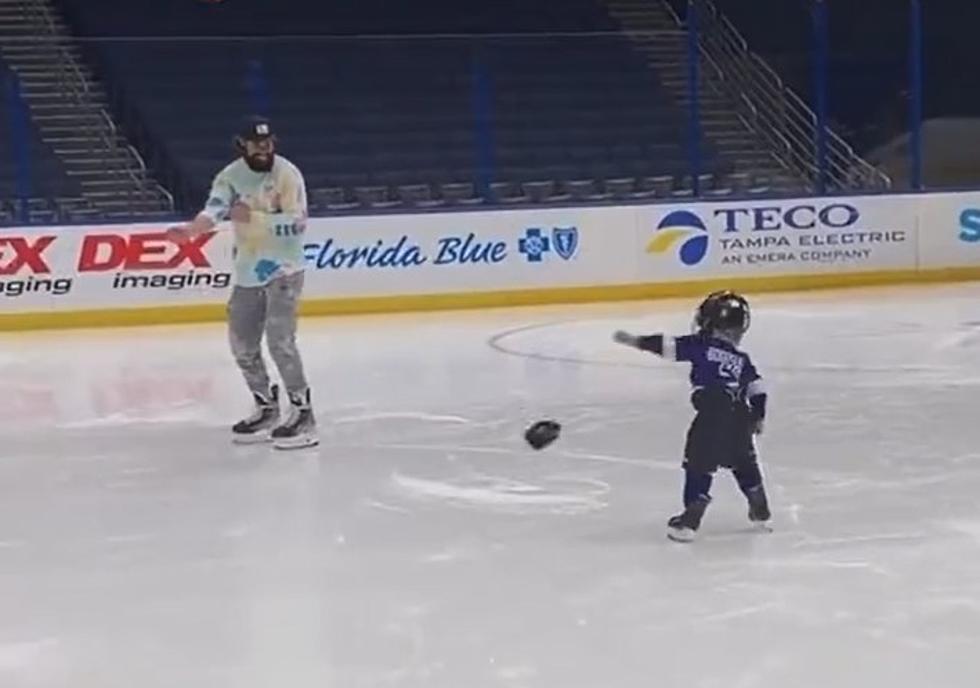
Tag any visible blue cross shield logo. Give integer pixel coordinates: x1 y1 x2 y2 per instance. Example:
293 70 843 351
518 228 550 263
552 227 578 260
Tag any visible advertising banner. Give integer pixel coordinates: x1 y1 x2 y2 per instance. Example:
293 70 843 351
302 205 637 297
0 225 233 312
0 205 638 313
917 191 980 269
4 191 980 326
636 195 919 281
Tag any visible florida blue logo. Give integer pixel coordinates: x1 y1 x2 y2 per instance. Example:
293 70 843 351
647 210 709 266
553 227 578 260
519 227 578 263
518 228 550 262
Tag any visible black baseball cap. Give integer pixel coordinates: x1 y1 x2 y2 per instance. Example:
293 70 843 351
239 116 274 141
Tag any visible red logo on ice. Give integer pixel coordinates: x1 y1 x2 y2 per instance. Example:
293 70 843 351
78 232 215 271
0 236 56 275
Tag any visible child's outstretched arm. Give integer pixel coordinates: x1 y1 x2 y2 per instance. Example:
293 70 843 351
613 331 680 359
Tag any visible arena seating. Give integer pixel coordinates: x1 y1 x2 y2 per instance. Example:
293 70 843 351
0 59 83 224
705 0 980 155
53 0 733 214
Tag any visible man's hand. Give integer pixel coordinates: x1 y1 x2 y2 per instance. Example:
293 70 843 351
230 202 252 223
165 214 215 244
165 225 192 244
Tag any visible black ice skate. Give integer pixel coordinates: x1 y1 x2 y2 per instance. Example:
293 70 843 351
232 385 280 444
271 388 318 450
745 485 772 529
667 496 710 543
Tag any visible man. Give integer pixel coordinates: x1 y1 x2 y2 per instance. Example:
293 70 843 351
166 117 317 449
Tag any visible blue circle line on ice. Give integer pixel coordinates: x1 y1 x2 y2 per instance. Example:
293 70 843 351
485 319 940 374
487 319 655 370
647 210 710 266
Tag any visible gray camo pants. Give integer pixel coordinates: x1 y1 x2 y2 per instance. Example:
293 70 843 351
227 271 309 398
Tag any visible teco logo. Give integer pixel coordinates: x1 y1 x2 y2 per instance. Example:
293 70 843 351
0 236 56 275
78 232 216 271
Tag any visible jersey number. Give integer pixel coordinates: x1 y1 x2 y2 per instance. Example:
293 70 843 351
717 359 740 380
273 222 302 237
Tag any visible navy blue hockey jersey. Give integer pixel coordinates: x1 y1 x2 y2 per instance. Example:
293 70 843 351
672 334 763 398
636 332 767 418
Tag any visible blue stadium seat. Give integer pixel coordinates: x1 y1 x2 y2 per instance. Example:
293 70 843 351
53 0 724 212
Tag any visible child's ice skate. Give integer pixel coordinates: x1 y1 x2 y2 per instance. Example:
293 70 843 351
667 496 710 542
745 485 772 531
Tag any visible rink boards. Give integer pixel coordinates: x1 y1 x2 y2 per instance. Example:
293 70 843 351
1 189 979 329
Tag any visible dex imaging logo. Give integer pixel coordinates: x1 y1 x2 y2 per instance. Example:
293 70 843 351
518 227 578 263
959 209 980 243
646 210 709 266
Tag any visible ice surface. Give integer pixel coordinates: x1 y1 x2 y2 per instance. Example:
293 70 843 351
3 284 980 687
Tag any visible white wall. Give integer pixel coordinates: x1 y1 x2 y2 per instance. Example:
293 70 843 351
0 191 977 320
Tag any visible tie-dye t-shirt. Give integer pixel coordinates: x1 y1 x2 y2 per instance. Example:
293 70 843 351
200 155 308 287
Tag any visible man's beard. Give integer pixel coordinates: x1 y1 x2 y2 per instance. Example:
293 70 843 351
244 152 274 172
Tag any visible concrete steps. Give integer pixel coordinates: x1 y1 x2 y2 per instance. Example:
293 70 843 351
0 0 173 215
604 0 797 184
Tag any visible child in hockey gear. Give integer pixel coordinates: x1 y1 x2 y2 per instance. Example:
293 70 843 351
613 290 770 542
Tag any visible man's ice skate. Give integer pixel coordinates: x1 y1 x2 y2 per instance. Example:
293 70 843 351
232 386 280 444
667 496 710 542
746 485 772 531
272 388 318 450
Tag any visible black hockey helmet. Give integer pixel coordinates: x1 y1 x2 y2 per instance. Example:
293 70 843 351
694 290 751 338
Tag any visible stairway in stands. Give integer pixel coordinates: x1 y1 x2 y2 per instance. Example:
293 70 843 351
605 0 802 190
0 0 173 219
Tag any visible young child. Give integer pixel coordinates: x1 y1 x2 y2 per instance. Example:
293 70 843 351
613 290 771 542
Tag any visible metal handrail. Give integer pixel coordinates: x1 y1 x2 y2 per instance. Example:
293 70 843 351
28 1 86 94
662 0 683 26
689 0 891 190
36 1 116 167
702 29 805 173
155 182 175 211
127 142 145 171
656 0 814 185
22 0 174 211
22 2 90 156
98 109 118 158
125 142 150 203
698 8 812 178
64 51 88 95
125 141 174 210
